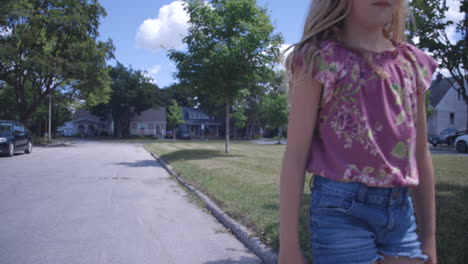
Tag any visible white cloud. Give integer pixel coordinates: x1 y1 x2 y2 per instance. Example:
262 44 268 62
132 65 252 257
444 1 463 44
0 27 12 37
143 64 162 84
280 44 293 58
278 44 293 68
136 1 189 51
149 64 161 75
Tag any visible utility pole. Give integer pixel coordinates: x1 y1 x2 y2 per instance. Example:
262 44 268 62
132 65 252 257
48 94 52 142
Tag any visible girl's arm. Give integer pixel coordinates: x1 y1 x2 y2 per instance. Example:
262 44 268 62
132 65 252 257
411 92 437 264
278 72 322 263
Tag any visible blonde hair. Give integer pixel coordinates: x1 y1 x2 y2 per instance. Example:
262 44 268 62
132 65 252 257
282 0 410 106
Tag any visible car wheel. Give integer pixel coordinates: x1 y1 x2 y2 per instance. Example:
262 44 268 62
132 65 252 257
446 138 454 145
456 141 467 153
25 140 32 154
8 143 15 157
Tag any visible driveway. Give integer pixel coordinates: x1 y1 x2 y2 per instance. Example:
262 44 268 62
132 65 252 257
0 141 261 264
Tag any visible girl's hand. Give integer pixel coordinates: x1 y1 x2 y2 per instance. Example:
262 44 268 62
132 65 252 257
278 247 306 264
422 237 437 264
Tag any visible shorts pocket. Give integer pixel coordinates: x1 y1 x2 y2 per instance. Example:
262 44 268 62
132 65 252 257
311 191 355 215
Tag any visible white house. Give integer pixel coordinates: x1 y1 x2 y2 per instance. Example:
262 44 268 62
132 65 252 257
129 107 167 137
57 121 74 136
178 107 222 137
72 109 113 136
427 77 468 136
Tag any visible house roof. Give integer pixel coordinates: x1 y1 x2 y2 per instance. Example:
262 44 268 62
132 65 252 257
182 107 212 120
428 77 466 107
131 107 166 122
73 109 102 122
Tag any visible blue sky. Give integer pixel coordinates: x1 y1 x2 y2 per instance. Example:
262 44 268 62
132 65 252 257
97 0 308 88
97 0 463 88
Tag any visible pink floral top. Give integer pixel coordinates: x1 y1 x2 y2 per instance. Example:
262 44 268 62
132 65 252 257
294 40 438 187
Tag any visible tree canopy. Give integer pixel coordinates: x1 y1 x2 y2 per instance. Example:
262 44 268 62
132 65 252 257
410 0 467 129
90 63 165 137
169 0 283 152
0 0 114 123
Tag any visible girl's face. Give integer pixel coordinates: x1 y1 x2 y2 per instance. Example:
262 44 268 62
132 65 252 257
347 0 401 29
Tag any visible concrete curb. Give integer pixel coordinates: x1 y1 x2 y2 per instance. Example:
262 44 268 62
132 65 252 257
144 146 278 264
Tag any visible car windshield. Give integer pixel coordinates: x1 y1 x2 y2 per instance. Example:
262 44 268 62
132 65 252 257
0 122 13 132
441 128 456 135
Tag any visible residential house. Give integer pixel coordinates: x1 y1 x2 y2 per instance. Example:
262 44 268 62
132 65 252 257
57 121 74 136
427 77 468 135
178 107 222 138
129 107 167 137
72 109 113 136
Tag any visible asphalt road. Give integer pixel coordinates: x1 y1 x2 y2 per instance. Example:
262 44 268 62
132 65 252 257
0 141 261 264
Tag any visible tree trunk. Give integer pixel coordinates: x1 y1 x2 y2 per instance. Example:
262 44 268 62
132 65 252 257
233 123 237 139
277 127 282 144
225 100 230 153
117 120 123 138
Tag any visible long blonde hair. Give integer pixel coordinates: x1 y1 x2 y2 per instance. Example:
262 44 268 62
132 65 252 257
282 0 410 106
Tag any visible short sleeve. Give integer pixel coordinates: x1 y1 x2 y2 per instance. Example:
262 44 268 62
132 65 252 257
405 44 439 95
291 41 343 107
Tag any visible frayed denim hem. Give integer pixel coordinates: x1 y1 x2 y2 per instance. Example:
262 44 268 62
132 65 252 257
377 250 428 262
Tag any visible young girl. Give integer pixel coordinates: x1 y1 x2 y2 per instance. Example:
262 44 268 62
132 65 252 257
279 0 438 263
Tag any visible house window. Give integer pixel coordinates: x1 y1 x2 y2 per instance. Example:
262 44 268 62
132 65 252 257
137 123 148 135
458 91 462 101
450 112 455 125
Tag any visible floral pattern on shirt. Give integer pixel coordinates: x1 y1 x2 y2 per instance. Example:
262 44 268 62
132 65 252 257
343 163 401 187
329 103 383 155
304 40 438 187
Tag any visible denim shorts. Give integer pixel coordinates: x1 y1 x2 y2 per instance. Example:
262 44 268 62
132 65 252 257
309 175 428 264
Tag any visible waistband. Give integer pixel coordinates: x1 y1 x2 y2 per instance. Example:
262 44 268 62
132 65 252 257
311 175 410 207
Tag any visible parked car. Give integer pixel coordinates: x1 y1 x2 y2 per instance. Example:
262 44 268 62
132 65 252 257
455 134 468 153
165 130 174 139
0 120 33 157
446 130 468 146
177 130 191 140
428 128 459 146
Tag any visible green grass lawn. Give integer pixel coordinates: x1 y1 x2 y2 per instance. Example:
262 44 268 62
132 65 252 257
145 141 467 264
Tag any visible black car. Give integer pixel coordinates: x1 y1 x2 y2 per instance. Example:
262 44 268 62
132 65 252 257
176 130 191 140
446 130 468 145
428 128 459 146
0 120 33 157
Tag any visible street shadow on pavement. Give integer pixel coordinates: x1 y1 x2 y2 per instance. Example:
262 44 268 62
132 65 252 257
159 149 244 163
0 153 26 158
202 255 262 264
114 159 162 168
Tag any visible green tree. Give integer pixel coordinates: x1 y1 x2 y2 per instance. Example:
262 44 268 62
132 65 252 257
0 84 18 120
0 82 73 136
169 0 283 153
409 0 468 129
166 99 186 141
261 93 289 144
229 89 249 138
91 63 165 137
162 83 198 108
0 0 114 124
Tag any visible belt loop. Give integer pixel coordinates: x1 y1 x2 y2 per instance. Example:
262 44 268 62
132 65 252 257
357 183 367 203
309 174 316 190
